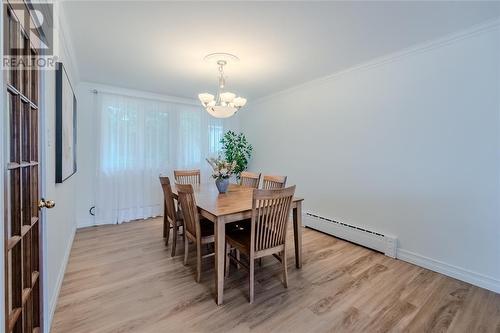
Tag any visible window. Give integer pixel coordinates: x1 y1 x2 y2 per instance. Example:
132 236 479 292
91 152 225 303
208 121 224 156
95 93 235 224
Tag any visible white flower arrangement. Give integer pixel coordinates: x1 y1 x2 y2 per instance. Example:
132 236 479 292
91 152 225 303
206 157 237 180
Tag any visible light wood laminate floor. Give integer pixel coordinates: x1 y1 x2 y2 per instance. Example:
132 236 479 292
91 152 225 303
51 218 500 333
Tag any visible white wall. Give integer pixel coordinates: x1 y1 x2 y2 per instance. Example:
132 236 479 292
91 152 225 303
74 82 241 228
73 83 96 228
41 3 80 331
240 23 500 292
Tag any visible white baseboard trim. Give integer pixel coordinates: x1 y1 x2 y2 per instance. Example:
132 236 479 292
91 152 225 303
397 249 500 294
45 224 77 332
303 213 500 294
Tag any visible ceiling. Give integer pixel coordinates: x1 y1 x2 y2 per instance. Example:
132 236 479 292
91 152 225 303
63 1 500 100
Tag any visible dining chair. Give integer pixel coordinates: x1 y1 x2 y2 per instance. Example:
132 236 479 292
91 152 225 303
240 171 261 188
230 170 261 267
159 176 184 256
262 175 287 189
176 183 215 283
174 169 201 185
225 185 296 303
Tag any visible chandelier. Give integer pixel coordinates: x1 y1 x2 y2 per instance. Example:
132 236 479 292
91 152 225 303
198 53 246 118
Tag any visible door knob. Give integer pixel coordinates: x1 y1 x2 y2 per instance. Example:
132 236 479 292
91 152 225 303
38 198 56 209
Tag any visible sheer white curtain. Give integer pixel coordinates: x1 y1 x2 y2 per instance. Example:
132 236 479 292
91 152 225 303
94 92 227 225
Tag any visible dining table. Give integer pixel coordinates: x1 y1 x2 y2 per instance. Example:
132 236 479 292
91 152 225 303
171 182 304 305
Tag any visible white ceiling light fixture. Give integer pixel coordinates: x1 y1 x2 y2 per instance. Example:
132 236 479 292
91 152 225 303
198 53 247 118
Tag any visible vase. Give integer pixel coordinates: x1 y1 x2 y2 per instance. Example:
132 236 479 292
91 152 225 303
215 178 229 193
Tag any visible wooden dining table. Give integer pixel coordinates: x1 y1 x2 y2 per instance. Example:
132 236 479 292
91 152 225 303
171 182 304 305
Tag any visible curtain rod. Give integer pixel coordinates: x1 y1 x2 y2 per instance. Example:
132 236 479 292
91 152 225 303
89 88 199 106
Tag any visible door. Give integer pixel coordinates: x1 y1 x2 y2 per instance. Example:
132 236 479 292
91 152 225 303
3 2 53 332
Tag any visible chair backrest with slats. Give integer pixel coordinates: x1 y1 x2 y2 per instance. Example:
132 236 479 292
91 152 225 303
240 171 261 188
175 183 200 240
174 169 201 185
251 185 296 253
159 176 177 225
262 175 287 190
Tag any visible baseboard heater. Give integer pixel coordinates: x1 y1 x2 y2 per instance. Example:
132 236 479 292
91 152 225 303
304 212 398 258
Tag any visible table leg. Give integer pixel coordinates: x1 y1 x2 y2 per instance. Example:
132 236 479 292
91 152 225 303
214 217 225 305
293 202 303 268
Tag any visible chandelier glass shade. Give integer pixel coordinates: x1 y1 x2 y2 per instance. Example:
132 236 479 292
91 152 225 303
198 57 246 118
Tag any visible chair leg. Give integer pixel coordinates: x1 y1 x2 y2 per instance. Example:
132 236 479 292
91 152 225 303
183 237 189 266
249 258 255 304
164 219 170 247
171 223 178 257
163 202 167 238
236 250 241 270
225 243 230 278
282 251 288 288
196 240 202 283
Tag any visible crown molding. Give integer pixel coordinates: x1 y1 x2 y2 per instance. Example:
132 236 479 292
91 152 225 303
254 17 500 106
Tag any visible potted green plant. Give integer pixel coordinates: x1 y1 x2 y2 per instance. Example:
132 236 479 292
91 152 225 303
220 131 253 179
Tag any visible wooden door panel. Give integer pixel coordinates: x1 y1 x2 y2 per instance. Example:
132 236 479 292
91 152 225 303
8 94 20 166
4 2 43 332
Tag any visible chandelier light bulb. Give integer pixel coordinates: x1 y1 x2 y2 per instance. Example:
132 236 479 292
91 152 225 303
220 92 236 103
233 97 247 107
198 93 215 104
